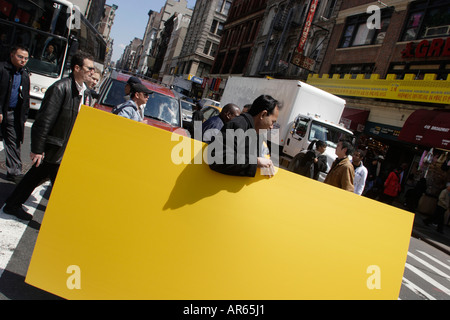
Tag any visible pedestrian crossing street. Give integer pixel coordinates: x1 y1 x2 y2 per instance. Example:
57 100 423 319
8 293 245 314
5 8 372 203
401 248 450 300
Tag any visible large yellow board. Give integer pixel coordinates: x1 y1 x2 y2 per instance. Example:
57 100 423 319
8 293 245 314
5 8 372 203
25 106 414 299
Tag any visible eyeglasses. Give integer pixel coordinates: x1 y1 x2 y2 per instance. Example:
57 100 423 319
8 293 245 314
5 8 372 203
142 93 149 98
83 66 95 72
16 54 29 61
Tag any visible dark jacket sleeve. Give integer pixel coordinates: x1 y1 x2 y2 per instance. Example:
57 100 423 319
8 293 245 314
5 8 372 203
19 70 31 132
0 62 5 115
209 116 258 177
317 155 328 173
31 82 65 154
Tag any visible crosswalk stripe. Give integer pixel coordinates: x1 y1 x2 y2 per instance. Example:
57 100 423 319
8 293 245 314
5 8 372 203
0 182 50 278
418 250 450 272
408 252 450 282
405 262 450 296
402 277 436 300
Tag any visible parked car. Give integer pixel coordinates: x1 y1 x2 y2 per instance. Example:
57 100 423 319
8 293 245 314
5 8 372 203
94 72 187 135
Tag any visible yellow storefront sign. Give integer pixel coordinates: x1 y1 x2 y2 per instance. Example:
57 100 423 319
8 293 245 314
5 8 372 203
25 106 414 299
308 73 450 104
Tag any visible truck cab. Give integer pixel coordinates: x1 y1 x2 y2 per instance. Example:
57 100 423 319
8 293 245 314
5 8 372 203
282 114 354 180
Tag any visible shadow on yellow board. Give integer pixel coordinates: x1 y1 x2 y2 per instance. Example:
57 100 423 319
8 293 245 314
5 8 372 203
25 106 414 300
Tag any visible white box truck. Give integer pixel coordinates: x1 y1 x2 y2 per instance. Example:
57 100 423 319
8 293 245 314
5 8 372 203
220 76 354 178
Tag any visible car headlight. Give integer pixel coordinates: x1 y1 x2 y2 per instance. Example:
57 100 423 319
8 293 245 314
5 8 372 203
32 85 48 94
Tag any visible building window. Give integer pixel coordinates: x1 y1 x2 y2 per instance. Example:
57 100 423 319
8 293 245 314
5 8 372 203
323 0 337 19
329 64 375 78
216 0 224 12
340 10 392 48
203 41 219 57
401 0 450 41
197 62 210 77
210 19 224 36
204 41 212 55
217 0 232 15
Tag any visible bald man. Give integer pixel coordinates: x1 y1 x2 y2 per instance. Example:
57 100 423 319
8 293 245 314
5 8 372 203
202 103 241 144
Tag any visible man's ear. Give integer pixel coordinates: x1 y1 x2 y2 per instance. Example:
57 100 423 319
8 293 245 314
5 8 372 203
259 110 268 119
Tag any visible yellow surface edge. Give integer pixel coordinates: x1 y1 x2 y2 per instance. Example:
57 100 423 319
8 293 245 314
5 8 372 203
25 106 414 299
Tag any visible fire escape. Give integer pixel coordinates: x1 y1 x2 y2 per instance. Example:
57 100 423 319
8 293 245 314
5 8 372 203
258 0 298 75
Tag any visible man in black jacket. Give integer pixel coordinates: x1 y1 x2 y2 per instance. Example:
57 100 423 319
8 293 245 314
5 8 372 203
0 45 30 183
209 95 280 177
2 51 94 220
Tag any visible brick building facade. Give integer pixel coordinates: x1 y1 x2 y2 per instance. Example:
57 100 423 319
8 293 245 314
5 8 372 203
310 0 450 197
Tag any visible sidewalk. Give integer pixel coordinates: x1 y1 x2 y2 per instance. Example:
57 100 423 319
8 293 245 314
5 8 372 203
410 213 450 255
392 201 450 255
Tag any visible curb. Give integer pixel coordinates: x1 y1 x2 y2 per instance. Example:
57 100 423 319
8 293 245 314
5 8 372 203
411 229 450 256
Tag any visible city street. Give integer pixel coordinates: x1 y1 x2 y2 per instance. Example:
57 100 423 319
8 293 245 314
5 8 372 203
0 119 449 300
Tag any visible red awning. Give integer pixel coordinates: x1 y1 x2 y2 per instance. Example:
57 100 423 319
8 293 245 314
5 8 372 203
340 108 370 132
398 109 450 149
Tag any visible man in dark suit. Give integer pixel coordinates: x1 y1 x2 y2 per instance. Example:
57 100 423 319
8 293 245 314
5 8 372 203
0 45 30 183
209 95 279 177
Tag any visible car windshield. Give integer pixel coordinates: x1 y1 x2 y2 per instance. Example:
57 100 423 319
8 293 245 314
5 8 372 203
101 79 126 107
100 79 181 127
144 92 181 127
309 121 353 148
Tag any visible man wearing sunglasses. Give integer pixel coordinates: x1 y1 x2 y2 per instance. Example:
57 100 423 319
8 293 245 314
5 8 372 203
2 50 94 221
112 83 150 122
0 45 31 184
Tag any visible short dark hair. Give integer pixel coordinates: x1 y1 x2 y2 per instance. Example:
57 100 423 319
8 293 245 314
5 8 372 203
70 50 94 71
354 149 365 158
339 139 354 156
248 95 280 116
11 45 29 54
316 140 327 149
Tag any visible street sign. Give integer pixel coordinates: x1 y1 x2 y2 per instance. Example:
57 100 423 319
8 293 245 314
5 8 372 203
188 74 203 84
291 50 316 71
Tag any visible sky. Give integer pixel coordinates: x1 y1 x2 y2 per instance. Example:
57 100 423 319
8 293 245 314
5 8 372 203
106 0 197 62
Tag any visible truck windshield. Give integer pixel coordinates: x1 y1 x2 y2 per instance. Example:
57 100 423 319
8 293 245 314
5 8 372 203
309 121 353 148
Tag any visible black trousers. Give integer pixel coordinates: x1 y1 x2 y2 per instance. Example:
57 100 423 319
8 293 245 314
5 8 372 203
424 205 446 232
5 161 59 207
2 108 22 176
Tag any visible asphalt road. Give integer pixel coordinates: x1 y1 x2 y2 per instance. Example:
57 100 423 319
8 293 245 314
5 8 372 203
0 119 449 301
